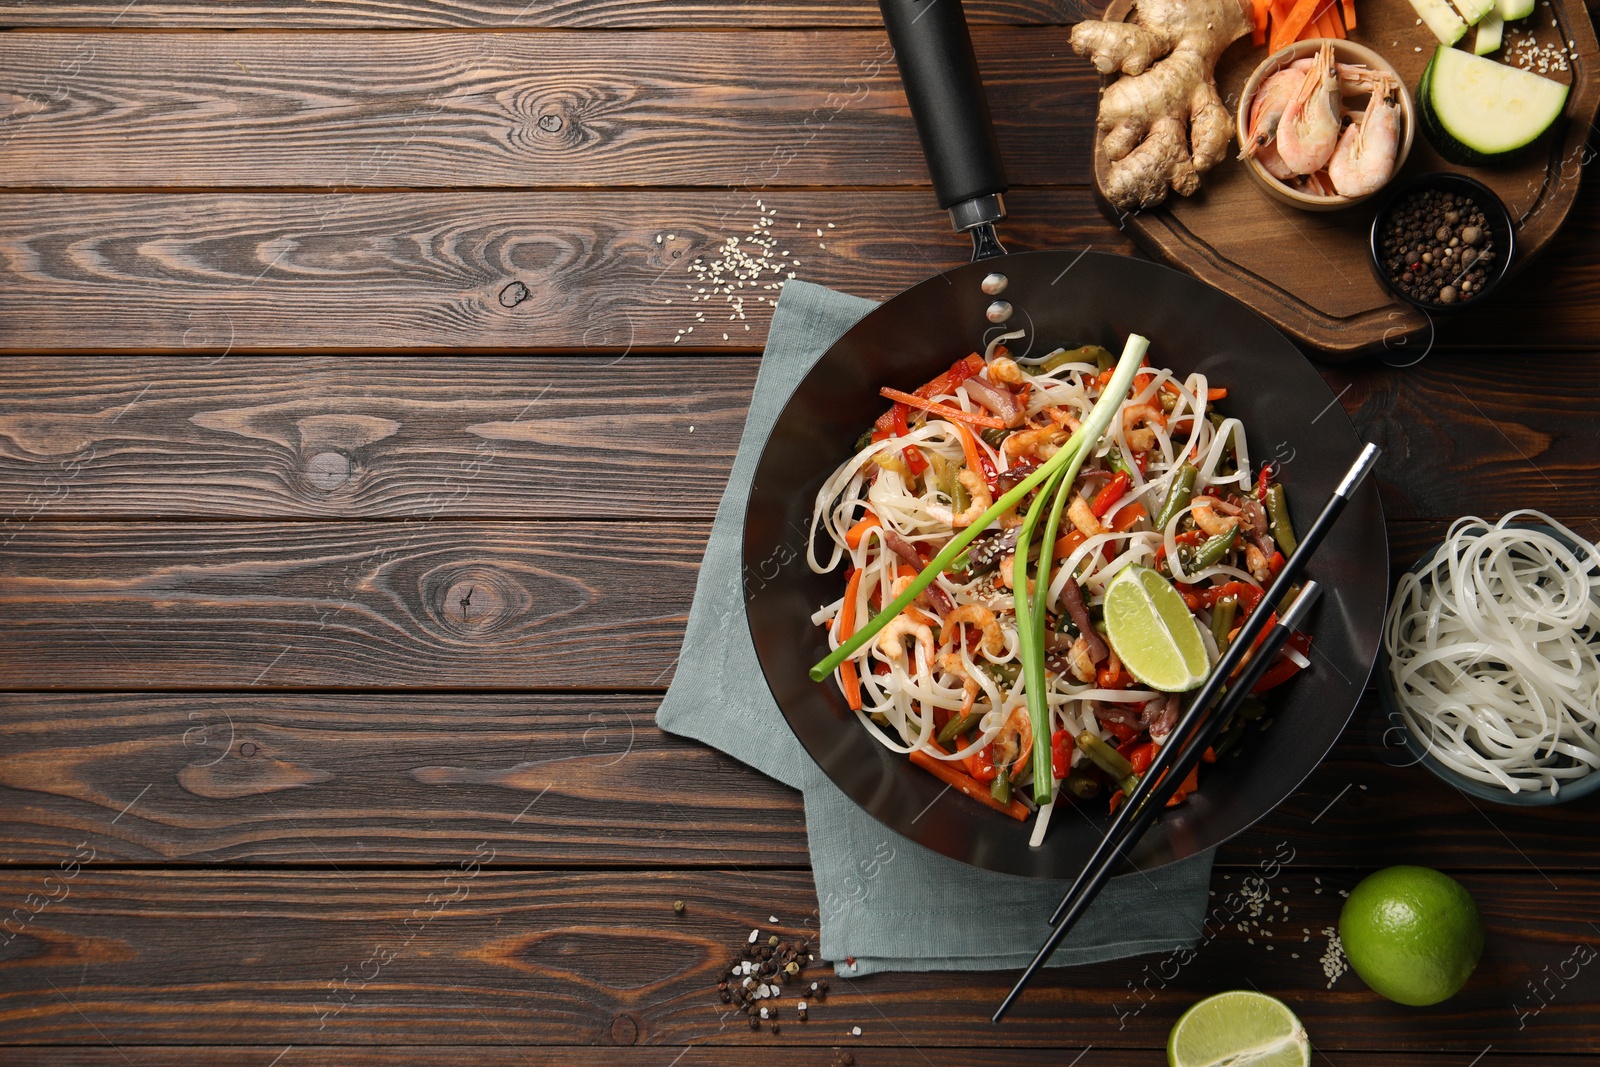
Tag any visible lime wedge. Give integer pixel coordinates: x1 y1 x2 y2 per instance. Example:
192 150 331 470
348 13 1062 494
1168 990 1310 1067
1103 563 1210 693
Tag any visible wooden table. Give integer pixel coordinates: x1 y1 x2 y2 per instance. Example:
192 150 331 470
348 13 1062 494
2 2 1599 1063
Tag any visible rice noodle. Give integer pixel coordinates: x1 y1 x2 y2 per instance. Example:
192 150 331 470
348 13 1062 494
1384 510 1600 796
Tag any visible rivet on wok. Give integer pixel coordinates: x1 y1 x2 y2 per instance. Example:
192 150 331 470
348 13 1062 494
985 300 1014 323
980 272 1009 296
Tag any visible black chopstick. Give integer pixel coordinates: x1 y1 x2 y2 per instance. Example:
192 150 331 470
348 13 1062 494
992 442 1380 1023
1048 442 1381 927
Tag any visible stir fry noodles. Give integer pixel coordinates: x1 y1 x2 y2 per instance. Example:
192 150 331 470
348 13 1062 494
808 335 1308 833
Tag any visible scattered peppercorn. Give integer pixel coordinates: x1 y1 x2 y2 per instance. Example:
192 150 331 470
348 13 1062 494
673 899 686 915
1377 188 1497 307
713 928 821 1035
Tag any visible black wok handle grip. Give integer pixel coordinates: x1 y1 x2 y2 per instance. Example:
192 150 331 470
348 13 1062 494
878 0 1009 231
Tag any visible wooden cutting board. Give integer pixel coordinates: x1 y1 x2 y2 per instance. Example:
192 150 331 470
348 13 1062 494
1093 0 1600 359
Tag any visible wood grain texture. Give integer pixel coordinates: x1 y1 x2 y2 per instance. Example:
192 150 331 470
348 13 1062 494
0 521 701 689
0 29 1087 189
0 1054 1589 1067
0 190 1129 352
0 868 1596 1050
2 345 1600 521
0 0 1081 28
1 692 1597 871
0 694 807 867
0 357 746 520
2 186 1595 353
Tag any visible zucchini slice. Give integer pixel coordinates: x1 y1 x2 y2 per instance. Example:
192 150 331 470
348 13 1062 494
1496 0 1536 19
1473 11 1504 54
1419 44 1569 164
1408 0 1469 44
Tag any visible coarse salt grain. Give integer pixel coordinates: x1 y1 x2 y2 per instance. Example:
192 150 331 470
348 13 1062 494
769 915 779 923
749 929 759 943
852 1027 862 1036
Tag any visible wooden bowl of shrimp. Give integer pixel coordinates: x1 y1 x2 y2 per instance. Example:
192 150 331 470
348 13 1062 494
1237 38 1415 212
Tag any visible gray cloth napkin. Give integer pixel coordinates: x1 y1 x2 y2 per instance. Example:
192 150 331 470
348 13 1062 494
657 280 1214 975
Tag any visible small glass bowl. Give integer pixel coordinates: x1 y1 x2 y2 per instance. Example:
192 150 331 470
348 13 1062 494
1368 172 1516 314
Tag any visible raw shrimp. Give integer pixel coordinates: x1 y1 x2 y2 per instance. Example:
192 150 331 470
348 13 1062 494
1276 42 1341 176
1328 88 1402 198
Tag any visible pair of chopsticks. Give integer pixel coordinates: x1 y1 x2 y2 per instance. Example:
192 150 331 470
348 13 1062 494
993 443 1381 1023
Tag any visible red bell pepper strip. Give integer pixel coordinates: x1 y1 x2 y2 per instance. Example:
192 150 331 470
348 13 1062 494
1102 719 1138 743
890 403 929 476
1250 631 1313 694
910 747 1029 821
875 354 985 432
1257 462 1274 502
1051 729 1075 781
1091 471 1131 519
965 742 999 783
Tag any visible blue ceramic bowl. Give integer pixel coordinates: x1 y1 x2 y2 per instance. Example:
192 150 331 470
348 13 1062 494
1377 522 1600 807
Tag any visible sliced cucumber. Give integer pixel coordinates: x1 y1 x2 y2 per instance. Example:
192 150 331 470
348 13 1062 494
1449 0 1497 24
1409 0 1469 43
1474 11 1504 54
1496 0 1535 19
1419 44 1570 164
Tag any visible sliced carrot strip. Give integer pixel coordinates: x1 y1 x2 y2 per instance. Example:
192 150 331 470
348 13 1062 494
844 514 880 549
910 749 1030 821
836 568 864 710
1252 0 1271 45
1341 0 1356 29
879 387 1005 430
1271 0 1322 51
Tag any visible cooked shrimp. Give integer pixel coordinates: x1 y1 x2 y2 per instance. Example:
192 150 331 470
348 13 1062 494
945 603 1004 656
939 652 981 717
890 574 937 612
1277 41 1341 176
992 707 1033 779
1122 402 1166 452
1328 88 1402 198
1190 496 1240 537
878 615 934 665
1246 543 1271 582
1046 408 1082 433
988 356 1024 385
1066 635 1096 683
952 469 991 527
1068 494 1107 538
1256 138 1297 181
1239 63 1308 161
1002 426 1064 462
997 553 1037 596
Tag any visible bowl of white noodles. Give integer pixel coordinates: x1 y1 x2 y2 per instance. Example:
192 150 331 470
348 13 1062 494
1380 510 1600 806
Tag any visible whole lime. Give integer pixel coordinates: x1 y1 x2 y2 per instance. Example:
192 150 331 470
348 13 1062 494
1338 866 1484 1006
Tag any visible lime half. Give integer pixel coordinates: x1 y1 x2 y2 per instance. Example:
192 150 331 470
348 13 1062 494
1103 563 1210 692
1168 990 1310 1067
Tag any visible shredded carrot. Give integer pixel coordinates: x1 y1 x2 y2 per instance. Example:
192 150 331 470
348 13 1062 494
836 569 864 710
1053 529 1088 562
909 749 1030 821
844 514 880 549
1271 0 1322 51
956 422 986 475
879 387 1005 430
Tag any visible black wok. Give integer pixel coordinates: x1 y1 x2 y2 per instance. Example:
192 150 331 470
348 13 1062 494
741 0 1386 878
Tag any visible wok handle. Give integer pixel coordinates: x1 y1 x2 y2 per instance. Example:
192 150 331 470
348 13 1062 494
878 0 1009 234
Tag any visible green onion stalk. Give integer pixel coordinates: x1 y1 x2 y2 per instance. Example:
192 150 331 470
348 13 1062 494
809 334 1152 799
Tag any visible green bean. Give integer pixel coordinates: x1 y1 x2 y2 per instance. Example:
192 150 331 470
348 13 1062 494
1064 768 1102 800
991 773 1012 805
1210 594 1238 650
1033 344 1114 374
1078 731 1133 781
854 428 876 452
980 661 1021 686
1266 483 1298 556
1106 448 1136 478
936 710 984 745
952 476 970 519
1154 464 1199 532
1213 718 1246 757
1238 696 1269 721
1192 527 1240 569
981 426 1010 448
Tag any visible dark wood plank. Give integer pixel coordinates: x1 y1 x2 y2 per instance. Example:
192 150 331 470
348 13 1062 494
1 691 1597 871
0 1053 1590 1067
0 693 806 867
0 190 1127 352
4 344 1600 521
0 521 701 689
0 357 746 521
0 29 1087 189
0 0 1077 28
0 868 1595 1050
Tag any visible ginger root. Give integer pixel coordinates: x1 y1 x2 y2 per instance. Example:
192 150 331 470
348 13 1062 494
1072 0 1253 211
